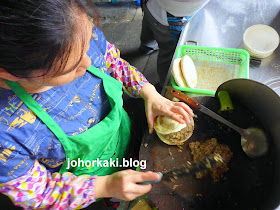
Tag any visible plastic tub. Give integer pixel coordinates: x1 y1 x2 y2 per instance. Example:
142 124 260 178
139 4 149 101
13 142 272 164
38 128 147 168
243 24 280 58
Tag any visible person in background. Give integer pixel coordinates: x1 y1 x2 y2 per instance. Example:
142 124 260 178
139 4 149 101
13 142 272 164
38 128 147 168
0 0 194 209
139 0 210 90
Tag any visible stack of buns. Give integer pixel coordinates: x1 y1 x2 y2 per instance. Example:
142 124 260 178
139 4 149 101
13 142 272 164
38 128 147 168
172 55 197 88
154 114 194 145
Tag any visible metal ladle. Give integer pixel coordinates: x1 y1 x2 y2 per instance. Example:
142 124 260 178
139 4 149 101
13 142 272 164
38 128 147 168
171 89 268 158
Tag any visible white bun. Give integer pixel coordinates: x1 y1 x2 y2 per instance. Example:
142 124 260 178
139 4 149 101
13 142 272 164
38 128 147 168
155 116 194 145
180 55 197 88
172 58 188 87
154 115 186 135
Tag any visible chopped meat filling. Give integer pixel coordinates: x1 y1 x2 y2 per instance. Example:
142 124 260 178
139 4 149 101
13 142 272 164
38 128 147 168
189 138 233 182
163 126 193 142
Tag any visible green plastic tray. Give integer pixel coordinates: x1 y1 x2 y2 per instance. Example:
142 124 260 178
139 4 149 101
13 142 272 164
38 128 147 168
171 45 250 96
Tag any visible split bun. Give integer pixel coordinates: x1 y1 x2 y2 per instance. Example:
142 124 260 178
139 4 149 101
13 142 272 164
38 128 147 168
154 114 194 145
172 55 197 88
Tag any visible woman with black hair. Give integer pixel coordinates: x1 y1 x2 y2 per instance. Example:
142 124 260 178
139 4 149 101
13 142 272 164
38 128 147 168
0 1 193 209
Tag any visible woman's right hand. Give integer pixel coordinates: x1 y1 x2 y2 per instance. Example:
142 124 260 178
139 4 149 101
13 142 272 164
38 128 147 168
94 170 159 201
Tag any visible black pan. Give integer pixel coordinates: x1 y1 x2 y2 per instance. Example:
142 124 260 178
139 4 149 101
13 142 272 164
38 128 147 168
140 79 279 210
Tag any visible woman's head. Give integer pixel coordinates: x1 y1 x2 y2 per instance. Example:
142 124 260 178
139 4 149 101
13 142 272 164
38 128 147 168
0 0 94 86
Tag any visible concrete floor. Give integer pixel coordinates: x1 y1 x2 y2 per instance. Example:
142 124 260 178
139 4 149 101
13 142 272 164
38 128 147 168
96 1 160 85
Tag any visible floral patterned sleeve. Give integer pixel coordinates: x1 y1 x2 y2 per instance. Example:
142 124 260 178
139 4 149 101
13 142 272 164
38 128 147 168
0 160 97 210
105 41 149 98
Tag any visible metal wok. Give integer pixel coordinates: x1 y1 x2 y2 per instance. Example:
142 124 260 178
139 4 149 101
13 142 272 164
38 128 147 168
139 79 280 210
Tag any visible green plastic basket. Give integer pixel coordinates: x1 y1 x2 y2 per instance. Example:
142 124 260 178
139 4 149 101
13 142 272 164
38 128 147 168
171 45 250 96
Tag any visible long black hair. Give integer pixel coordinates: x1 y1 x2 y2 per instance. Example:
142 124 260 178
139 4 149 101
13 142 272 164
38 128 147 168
0 0 95 78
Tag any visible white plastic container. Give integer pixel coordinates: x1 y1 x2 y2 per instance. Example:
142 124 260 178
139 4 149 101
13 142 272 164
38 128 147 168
243 24 280 58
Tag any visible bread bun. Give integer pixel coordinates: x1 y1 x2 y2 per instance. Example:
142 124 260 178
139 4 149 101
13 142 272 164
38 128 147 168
172 58 188 88
180 55 197 88
154 114 186 134
154 114 194 145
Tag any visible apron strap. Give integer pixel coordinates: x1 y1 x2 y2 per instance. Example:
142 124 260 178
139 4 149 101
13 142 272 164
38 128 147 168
87 65 104 78
4 79 69 140
87 66 123 89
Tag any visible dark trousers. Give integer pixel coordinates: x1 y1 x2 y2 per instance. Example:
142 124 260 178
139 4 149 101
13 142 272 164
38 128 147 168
140 4 176 88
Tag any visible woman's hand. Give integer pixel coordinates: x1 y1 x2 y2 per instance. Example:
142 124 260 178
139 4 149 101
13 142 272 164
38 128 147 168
140 83 194 134
94 170 159 201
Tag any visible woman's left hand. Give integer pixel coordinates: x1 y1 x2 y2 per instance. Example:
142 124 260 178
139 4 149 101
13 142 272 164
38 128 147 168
140 83 194 134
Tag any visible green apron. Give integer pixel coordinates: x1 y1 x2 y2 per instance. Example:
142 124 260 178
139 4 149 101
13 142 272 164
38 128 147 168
5 65 131 176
